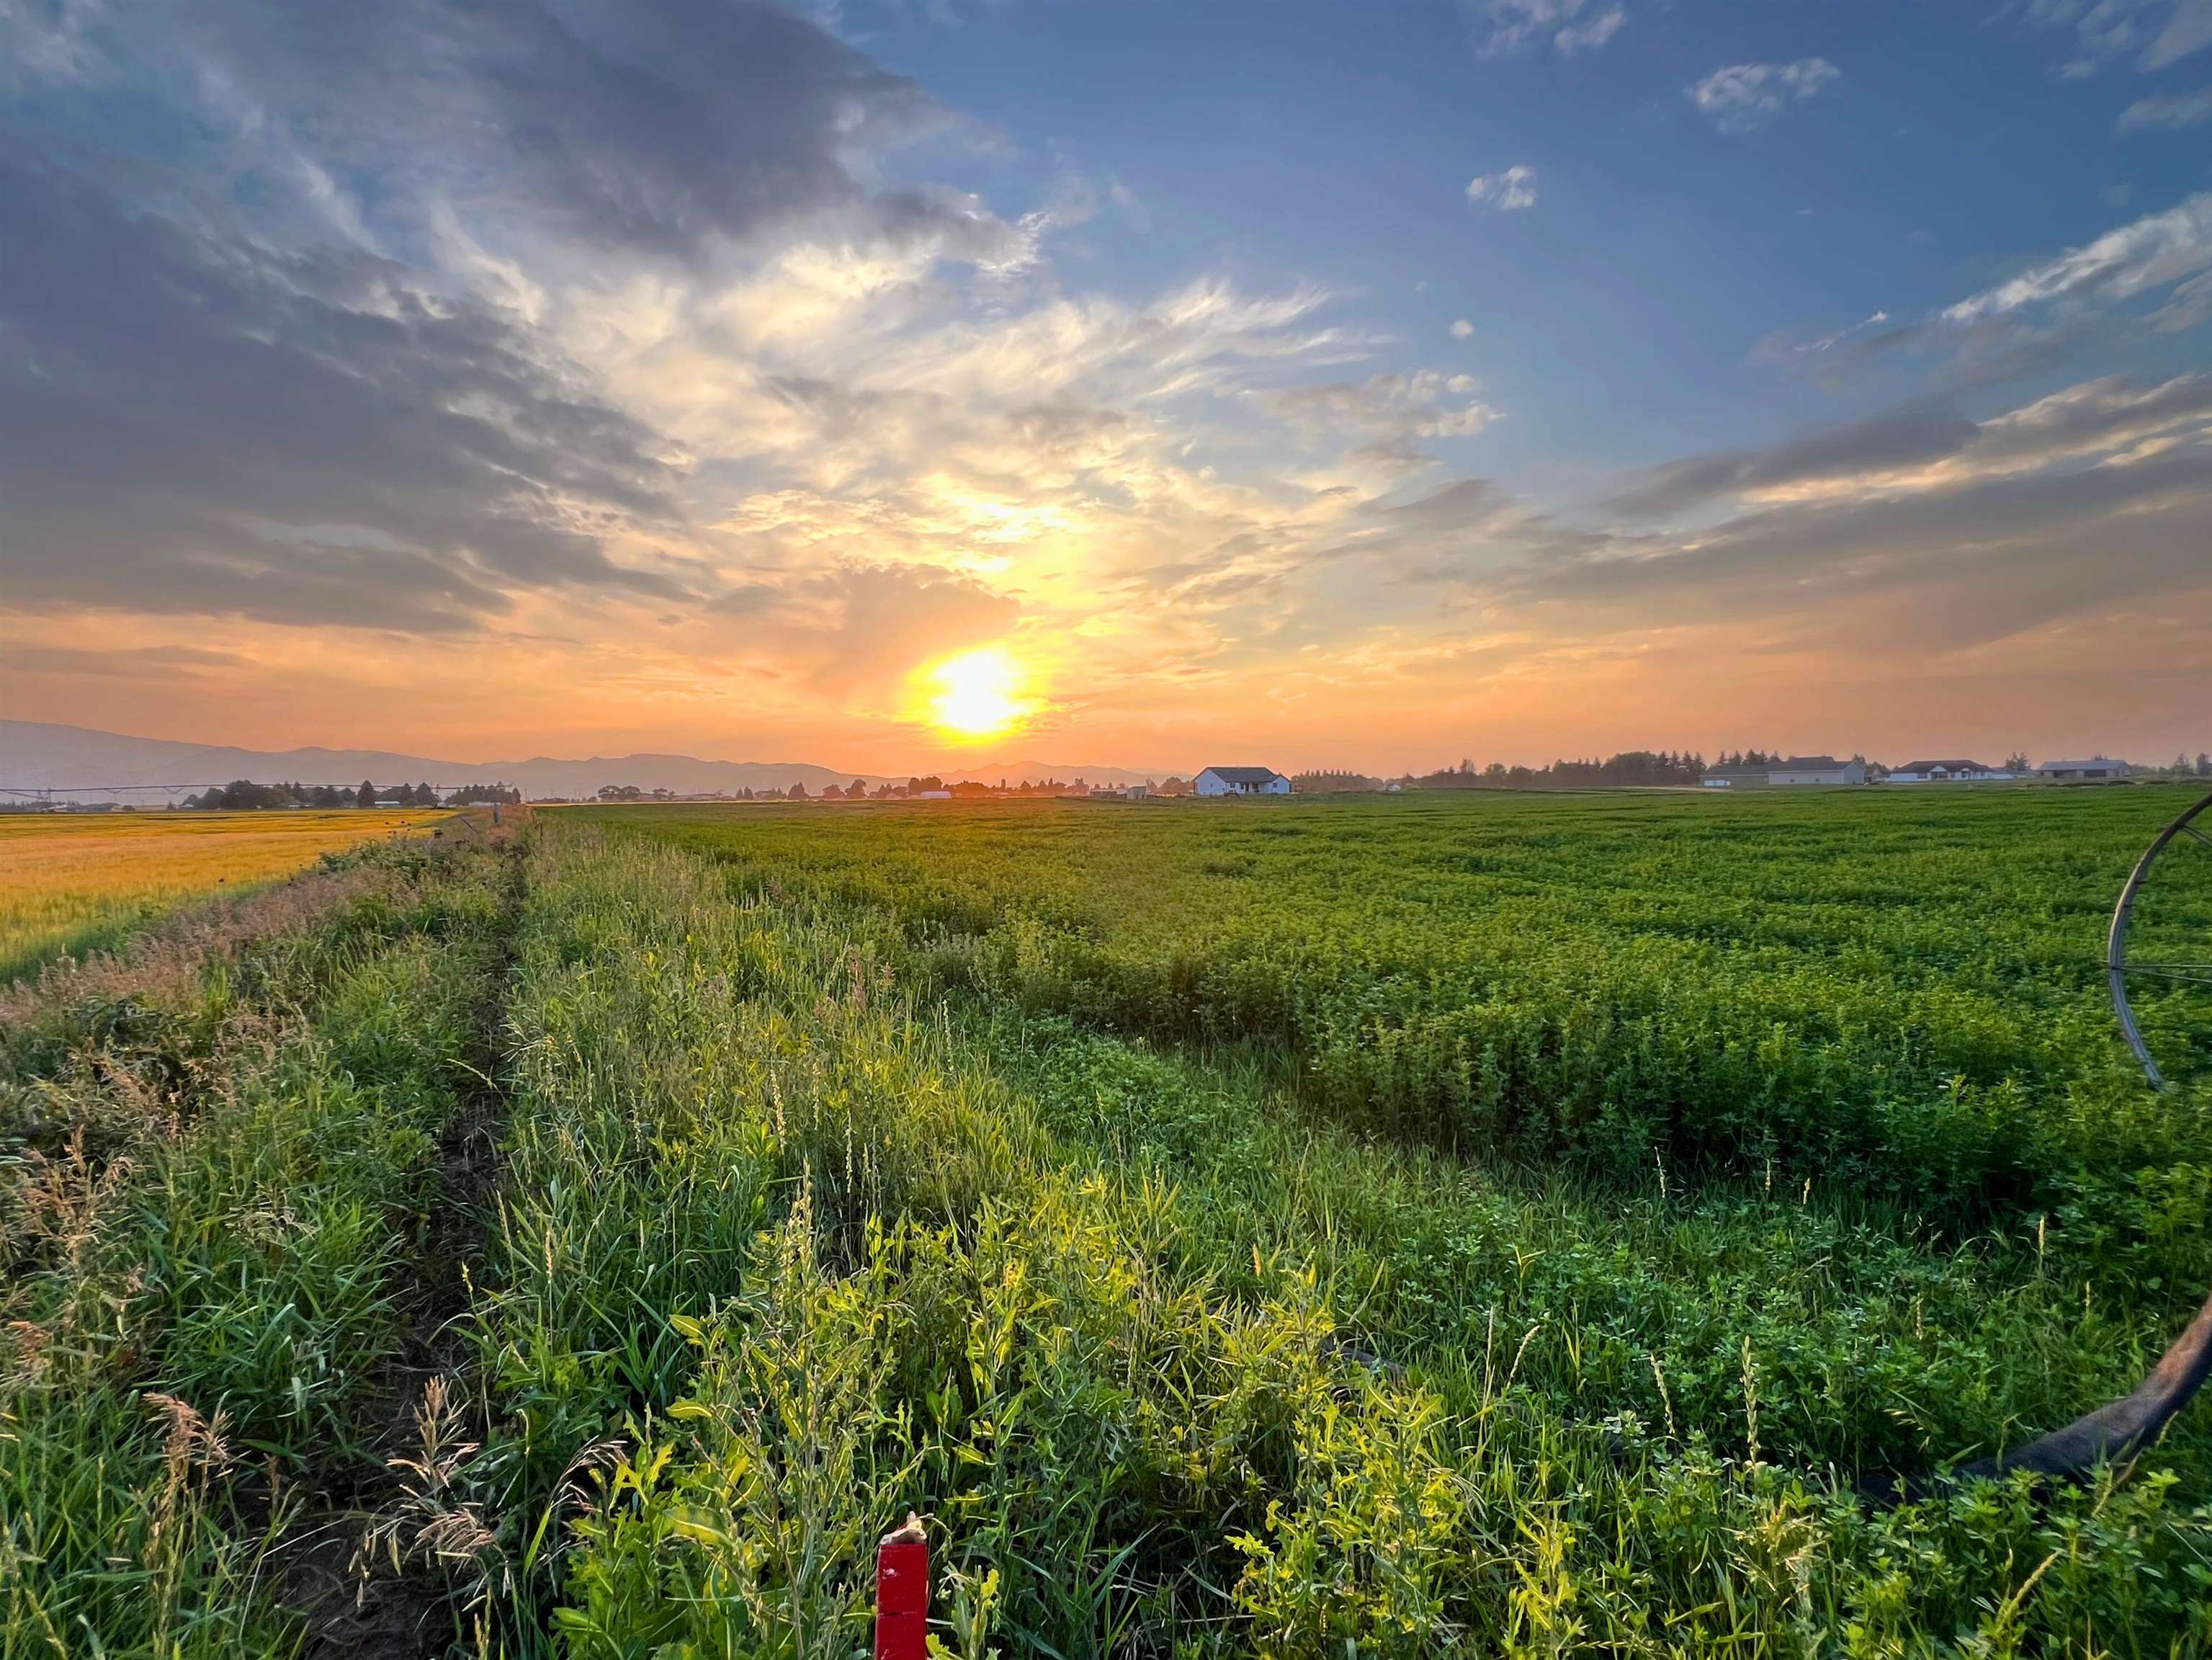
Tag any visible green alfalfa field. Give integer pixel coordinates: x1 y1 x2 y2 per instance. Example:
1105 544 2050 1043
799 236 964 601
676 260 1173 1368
6 785 2212 1657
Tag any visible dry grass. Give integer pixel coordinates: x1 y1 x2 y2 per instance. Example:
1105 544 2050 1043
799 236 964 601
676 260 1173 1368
0 810 442 979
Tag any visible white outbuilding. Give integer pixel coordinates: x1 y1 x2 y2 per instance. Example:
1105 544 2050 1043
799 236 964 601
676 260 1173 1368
1194 766 1291 797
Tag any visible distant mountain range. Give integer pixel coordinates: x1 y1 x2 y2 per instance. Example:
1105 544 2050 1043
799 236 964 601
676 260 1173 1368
0 721 1173 803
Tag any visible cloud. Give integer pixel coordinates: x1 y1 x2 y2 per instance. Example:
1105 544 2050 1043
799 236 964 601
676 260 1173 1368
1554 6 1626 54
1610 403 1982 518
0 154 691 633
2117 86 2212 128
1451 318 1475 339
1467 166 1539 210
1464 0 1628 57
2025 0 2212 72
1269 372 1502 473
15 0 994 264
1941 192 2212 325
1754 195 2212 393
1509 430 2212 660
1688 58 1841 133
1609 371 2212 517
2147 0 2212 65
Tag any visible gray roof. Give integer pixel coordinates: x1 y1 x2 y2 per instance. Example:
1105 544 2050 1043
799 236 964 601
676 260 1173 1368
1776 755 1849 769
1199 766 1284 783
1897 759 1992 773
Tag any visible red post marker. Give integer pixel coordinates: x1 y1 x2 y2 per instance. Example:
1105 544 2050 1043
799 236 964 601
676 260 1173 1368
875 1513 928 1660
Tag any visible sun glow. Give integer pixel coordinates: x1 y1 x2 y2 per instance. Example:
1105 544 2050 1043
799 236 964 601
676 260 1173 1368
923 646 1031 739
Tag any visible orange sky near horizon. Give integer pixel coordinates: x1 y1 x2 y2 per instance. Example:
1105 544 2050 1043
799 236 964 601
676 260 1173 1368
8 586 2205 775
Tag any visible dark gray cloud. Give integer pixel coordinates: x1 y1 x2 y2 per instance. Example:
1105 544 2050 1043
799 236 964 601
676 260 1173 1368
47 0 984 262
0 154 689 630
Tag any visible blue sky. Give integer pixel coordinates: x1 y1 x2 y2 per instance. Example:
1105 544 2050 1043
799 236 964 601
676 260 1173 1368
867 0 2211 465
3 0 2210 769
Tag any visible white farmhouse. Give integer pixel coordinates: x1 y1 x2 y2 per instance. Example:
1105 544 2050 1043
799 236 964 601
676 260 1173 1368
1194 766 1291 797
1887 759 2013 783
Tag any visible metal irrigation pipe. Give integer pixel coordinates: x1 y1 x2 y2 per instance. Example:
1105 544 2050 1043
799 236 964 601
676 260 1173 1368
2108 787 2212 1090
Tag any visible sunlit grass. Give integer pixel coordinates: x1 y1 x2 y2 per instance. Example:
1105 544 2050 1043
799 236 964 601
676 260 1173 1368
0 809 442 980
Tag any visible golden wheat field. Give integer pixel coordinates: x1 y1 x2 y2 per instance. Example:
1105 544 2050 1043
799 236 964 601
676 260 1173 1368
0 809 442 978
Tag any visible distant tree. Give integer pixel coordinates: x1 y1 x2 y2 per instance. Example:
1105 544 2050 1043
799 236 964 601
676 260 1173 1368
851 779 867 798
2005 752 2030 775
787 782 807 799
357 779 376 808
444 783 521 806
190 778 306 810
1292 769 1382 793
2198 752 2211 777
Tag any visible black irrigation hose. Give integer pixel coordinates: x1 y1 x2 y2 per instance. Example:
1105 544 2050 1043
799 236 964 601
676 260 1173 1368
1960 1290 2212 1484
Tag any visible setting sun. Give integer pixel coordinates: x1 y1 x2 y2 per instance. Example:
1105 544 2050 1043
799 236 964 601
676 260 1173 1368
923 646 1031 739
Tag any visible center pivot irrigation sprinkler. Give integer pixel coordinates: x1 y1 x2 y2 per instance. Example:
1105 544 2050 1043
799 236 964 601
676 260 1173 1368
1897 787 2212 1495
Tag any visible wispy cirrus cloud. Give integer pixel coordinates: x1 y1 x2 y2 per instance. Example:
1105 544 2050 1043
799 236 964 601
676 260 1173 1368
2117 86 2212 128
1752 193 2212 393
1463 0 1626 58
2023 0 2212 73
1941 192 2212 327
1611 372 2212 517
1688 58 1841 133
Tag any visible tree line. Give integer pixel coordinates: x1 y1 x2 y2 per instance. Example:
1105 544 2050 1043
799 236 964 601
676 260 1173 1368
1411 751 1709 790
181 780 520 809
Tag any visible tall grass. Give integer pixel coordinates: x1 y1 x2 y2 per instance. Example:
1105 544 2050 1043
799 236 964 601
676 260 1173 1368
469 816 2212 1656
1 838 511 1658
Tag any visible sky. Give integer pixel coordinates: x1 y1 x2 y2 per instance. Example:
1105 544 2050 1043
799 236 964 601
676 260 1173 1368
3 0 2211 774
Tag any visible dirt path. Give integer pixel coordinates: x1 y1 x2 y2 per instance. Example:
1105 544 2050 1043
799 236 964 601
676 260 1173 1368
286 829 528 1659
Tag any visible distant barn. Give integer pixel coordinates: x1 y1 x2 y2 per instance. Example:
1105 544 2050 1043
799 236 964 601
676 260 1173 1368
2036 757 2131 780
1194 766 1290 797
1703 756 1865 788
1766 756 1866 787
